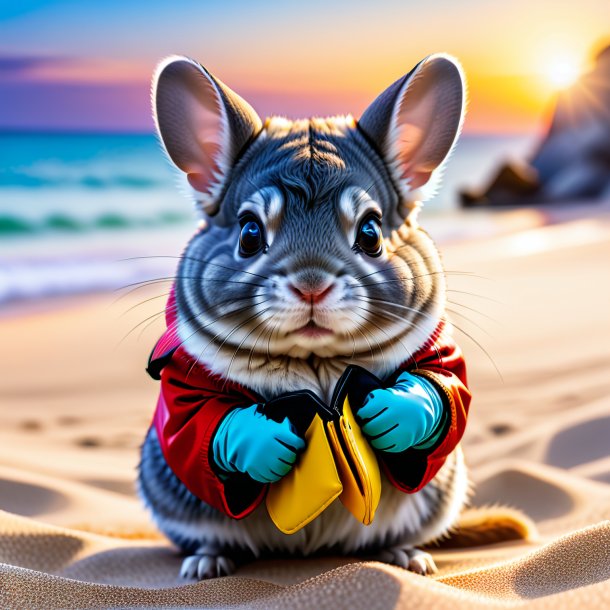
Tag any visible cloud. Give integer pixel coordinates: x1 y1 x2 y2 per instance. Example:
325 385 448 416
0 55 75 76
0 54 154 130
0 54 149 83
0 80 154 131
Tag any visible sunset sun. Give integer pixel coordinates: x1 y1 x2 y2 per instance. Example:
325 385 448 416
546 55 582 89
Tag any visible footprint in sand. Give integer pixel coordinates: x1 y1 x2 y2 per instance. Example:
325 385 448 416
19 419 44 432
0 478 69 517
471 469 574 521
545 416 610 469
57 415 81 426
76 437 101 448
489 423 513 436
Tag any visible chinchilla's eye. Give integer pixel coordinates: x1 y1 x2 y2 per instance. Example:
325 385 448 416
238 215 265 256
356 215 383 257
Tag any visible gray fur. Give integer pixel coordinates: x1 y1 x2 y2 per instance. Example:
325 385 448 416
138 54 467 577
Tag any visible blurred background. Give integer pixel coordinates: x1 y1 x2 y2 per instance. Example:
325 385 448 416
0 0 609 555
1 0 609 306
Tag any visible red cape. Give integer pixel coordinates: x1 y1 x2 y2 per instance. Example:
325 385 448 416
148 290 471 518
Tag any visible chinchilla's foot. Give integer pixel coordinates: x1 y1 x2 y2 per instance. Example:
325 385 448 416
179 548 236 580
370 546 438 576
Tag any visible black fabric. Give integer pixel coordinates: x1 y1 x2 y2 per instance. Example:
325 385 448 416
330 365 384 415
260 365 409 435
261 366 385 435
146 347 177 380
376 402 452 490
261 391 331 436
223 473 266 518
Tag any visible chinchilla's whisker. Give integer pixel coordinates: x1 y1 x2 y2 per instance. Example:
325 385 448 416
446 299 501 325
353 305 404 366
450 321 504 382
119 293 262 348
353 301 435 367
348 308 387 370
185 303 273 382
352 252 443 281
130 294 269 361
113 276 214 304
356 320 380 365
195 278 268 288
353 303 418 366
356 294 495 353
354 256 436 282
356 276 501 326
115 276 193 293
118 309 171 346
346 328 357 360
355 272 449 288
447 289 501 303
444 271 492 281
115 276 266 300
267 318 285 363
136 303 178 342
354 249 487 289
357 276 429 288
358 277 418 288
204 307 273 385
112 278 180 304
359 293 500 379
126 276 268 291
119 254 269 280
214 307 272 363
136 292 271 344
358 270 490 288
354 296 437 338
120 255 271 281
186 296 271 346
223 314 272 384
344 310 376 362
354 295 435 318
445 307 494 338
391 244 492 278
357 266 489 283
119 291 172 317
248 318 280 371
353 295 444 363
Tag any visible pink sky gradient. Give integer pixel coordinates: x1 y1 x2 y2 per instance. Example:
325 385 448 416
1 1 608 133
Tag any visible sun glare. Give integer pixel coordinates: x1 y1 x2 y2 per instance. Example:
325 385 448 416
546 56 581 89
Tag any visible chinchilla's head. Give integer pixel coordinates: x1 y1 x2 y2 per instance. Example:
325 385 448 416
153 54 465 390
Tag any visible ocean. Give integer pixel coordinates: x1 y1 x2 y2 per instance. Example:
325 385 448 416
0 131 534 306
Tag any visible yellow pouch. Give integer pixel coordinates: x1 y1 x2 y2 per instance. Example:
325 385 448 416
327 395 381 525
265 412 343 535
262 366 384 534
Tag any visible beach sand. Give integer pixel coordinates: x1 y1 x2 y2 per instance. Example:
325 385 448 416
0 209 609 608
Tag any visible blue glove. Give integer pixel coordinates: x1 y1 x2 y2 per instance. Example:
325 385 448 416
212 404 306 483
357 372 445 453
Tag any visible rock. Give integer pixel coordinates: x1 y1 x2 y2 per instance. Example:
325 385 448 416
461 44 610 208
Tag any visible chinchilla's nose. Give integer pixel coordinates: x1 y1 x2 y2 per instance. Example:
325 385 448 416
287 270 336 304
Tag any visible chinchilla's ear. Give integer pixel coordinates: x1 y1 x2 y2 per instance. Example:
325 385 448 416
359 54 465 219
153 56 262 215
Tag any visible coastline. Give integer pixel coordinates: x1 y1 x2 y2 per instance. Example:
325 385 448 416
2 198 609 309
0 206 609 604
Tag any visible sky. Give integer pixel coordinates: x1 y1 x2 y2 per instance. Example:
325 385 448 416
0 0 608 133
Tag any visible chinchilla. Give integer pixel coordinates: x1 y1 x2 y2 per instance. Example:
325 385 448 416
138 53 485 580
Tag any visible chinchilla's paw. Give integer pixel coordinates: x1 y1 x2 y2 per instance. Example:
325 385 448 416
180 551 236 580
370 546 438 576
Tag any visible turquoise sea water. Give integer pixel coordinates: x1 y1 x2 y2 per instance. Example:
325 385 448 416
0 133 188 235
0 131 533 304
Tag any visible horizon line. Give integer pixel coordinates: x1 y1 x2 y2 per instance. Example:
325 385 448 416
0 126 533 137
